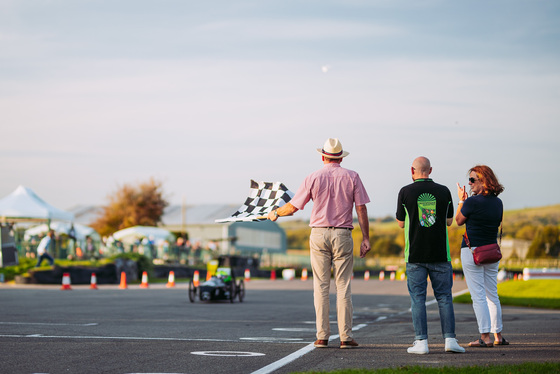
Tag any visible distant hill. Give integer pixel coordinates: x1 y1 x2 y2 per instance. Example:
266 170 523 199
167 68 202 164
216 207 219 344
504 204 560 226
280 204 559 256
279 204 560 238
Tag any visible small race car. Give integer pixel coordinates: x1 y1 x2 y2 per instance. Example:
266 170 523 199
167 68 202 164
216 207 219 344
188 267 245 303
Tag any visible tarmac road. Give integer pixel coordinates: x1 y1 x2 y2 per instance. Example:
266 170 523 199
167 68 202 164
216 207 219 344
0 278 559 374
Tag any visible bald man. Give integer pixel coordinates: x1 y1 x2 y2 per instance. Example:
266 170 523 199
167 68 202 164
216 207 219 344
396 157 465 355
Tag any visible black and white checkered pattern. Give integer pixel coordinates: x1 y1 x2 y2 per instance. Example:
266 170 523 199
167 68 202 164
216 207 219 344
215 180 294 223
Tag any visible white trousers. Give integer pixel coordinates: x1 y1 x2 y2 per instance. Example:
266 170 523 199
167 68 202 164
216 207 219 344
460 247 503 334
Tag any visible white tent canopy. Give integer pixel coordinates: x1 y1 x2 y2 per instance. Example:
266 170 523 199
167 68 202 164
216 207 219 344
111 226 174 245
24 222 100 242
0 185 74 222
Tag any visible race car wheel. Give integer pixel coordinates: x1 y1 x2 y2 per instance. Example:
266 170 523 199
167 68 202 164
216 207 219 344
229 280 236 303
188 279 196 303
237 279 245 302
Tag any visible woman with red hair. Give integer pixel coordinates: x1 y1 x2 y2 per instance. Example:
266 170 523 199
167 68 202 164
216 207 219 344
456 165 508 348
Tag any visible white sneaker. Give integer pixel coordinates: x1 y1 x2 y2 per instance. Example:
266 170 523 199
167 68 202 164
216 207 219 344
407 339 429 354
445 338 466 353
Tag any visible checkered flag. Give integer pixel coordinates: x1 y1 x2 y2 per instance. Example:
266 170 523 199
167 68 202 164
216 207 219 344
215 180 294 223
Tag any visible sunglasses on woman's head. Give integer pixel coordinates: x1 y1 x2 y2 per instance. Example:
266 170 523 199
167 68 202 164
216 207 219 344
469 177 478 183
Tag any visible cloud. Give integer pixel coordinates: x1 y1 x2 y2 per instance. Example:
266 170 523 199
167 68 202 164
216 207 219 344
197 19 402 41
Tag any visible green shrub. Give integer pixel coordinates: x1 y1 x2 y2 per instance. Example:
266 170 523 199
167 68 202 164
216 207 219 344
110 253 152 277
0 258 36 281
1 254 152 281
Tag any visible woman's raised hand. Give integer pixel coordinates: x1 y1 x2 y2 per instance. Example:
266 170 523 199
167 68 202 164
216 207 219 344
457 183 468 201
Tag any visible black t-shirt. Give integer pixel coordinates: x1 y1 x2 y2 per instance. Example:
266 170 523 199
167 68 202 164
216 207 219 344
396 179 453 263
460 194 503 247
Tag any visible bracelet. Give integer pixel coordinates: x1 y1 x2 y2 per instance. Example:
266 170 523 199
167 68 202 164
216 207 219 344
274 210 279 218
458 200 464 204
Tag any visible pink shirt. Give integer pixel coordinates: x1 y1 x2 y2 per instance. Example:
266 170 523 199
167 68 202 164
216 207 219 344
290 163 370 228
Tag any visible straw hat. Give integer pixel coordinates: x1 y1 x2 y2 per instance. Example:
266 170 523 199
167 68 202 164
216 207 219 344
316 138 349 159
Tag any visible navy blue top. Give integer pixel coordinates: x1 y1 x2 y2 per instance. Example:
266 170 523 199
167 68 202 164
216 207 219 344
460 194 503 247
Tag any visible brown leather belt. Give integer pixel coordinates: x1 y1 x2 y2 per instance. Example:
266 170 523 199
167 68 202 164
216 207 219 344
313 227 352 230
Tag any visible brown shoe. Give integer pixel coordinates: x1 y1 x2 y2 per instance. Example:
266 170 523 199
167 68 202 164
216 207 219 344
340 339 359 349
314 339 328 348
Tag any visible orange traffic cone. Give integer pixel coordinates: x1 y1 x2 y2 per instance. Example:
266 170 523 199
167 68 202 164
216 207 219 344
301 268 308 281
390 272 396 281
270 269 276 280
119 271 128 289
140 271 149 288
400 273 406 281
513 273 518 281
193 270 200 287
167 271 176 288
90 272 98 290
244 269 251 281
61 273 72 290
206 271 212 281
379 270 385 281
364 270 370 281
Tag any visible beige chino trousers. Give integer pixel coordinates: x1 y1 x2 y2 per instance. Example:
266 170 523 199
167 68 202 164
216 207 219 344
310 227 354 342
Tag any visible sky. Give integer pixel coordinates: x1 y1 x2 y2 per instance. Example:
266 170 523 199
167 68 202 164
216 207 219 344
1 0 559 220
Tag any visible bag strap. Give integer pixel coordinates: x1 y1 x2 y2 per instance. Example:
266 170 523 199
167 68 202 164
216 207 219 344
464 222 502 250
498 222 503 244
463 231 471 249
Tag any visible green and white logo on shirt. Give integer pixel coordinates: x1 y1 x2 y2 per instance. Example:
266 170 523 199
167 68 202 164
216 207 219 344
417 193 436 227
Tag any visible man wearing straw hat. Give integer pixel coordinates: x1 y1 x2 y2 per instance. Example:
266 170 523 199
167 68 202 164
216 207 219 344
268 138 371 349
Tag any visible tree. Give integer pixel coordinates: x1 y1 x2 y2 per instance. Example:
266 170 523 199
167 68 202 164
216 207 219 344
447 226 465 259
526 225 560 258
91 178 169 237
515 224 539 241
372 237 402 257
286 227 312 250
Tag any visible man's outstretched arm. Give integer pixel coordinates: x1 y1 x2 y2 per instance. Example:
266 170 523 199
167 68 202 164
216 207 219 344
267 203 299 221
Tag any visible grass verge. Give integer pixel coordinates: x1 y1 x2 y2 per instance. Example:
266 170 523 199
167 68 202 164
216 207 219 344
454 279 560 309
291 362 560 374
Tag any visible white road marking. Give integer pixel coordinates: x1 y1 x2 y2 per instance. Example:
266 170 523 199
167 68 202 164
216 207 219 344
252 323 368 374
0 321 98 326
0 334 310 344
191 351 265 357
250 342 316 374
425 288 470 307
272 328 315 332
0 334 241 342
353 323 367 331
240 337 305 342
453 288 470 298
